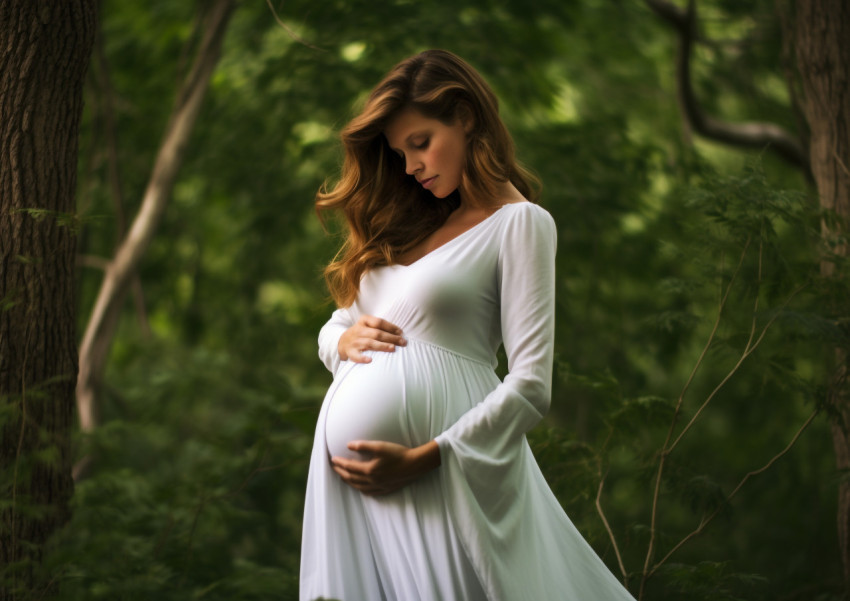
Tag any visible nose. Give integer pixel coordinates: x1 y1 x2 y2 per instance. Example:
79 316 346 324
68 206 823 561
404 155 421 176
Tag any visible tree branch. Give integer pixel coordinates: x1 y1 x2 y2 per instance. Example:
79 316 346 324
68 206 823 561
641 239 750 600
644 0 810 174
595 469 629 586
76 0 235 436
647 408 819 579
640 239 807 595
264 0 324 51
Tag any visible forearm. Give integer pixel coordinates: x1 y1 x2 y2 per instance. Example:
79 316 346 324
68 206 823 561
410 440 441 473
318 308 355 373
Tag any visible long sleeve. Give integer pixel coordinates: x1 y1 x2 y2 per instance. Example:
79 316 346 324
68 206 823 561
317 306 355 376
434 203 556 476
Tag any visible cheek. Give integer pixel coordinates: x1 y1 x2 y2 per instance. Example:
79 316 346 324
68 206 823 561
431 141 464 176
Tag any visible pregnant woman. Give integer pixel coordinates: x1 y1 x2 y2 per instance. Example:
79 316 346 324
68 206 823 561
300 50 635 601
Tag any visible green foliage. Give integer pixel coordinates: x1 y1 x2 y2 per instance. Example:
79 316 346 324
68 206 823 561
534 160 836 599
46 342 312 600
654 561 768 601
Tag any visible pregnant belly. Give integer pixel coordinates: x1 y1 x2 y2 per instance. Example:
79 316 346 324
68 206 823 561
325 348 429 460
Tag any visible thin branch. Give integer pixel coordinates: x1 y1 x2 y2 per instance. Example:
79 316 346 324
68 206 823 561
641 243 807 592
677 242 749 408
264 0 324 51
640 239 750 599
669 241 765 451
595 469 629 586
648 408 820 578
644 0 810 174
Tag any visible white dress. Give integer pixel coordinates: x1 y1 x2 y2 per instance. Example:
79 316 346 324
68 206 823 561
300 201 635 601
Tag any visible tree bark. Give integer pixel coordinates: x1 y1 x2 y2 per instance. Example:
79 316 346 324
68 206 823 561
793 0 850 595
75 0 234 438
0 1 97 598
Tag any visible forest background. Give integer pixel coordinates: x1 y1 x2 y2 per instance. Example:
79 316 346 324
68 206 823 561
1 0 848 600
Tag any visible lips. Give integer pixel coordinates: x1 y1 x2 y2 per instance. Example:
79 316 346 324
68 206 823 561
418 176 437 189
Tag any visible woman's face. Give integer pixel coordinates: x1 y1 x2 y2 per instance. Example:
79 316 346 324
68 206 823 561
384 106 470 199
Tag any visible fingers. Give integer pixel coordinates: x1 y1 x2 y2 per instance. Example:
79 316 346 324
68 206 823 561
359 332 401 353
345 337 398 363
331 455 370 475
361 315 404 336
332 462 368 484
340 315 407 362
331 447 384 481
331 458 385 493
359 316 407 347
365 327 406 347
345 349 373 364
347 440 383 454
331 462 399 496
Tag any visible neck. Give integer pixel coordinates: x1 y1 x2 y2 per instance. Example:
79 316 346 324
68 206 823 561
457 180 525 212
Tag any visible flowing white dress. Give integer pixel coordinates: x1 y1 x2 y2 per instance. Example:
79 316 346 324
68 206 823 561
300 201 635 601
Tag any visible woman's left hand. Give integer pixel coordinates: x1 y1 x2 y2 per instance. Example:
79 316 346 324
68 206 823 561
331 440 441 496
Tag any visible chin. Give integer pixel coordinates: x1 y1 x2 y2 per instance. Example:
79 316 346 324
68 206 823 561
430 186 457 199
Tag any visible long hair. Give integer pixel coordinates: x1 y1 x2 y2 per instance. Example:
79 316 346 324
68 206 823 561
317 49 539 307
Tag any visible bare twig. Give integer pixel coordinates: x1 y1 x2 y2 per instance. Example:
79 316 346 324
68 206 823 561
647 408 819 578
264 0 324 51
670 264 805 454
640 237 808 596
669 240 765 451
595 469 629 586
640 238 751 599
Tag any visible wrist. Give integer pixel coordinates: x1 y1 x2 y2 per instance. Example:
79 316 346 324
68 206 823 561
411 440 441 474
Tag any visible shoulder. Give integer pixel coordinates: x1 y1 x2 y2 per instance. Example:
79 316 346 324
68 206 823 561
495 201 557 270
497 201 557 238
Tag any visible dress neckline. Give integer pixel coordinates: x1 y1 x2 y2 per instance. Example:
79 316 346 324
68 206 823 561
393 201 527 269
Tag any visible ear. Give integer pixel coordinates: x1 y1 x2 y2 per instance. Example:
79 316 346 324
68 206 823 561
456 103 475 134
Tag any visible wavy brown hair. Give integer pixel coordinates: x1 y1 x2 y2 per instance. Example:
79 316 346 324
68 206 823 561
317 49 539 307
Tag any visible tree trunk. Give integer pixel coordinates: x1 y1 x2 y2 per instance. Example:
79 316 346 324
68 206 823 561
793 0 850 595
0 1 97 598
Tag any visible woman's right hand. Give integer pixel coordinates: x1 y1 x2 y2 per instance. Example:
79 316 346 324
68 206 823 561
338 315 406 363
